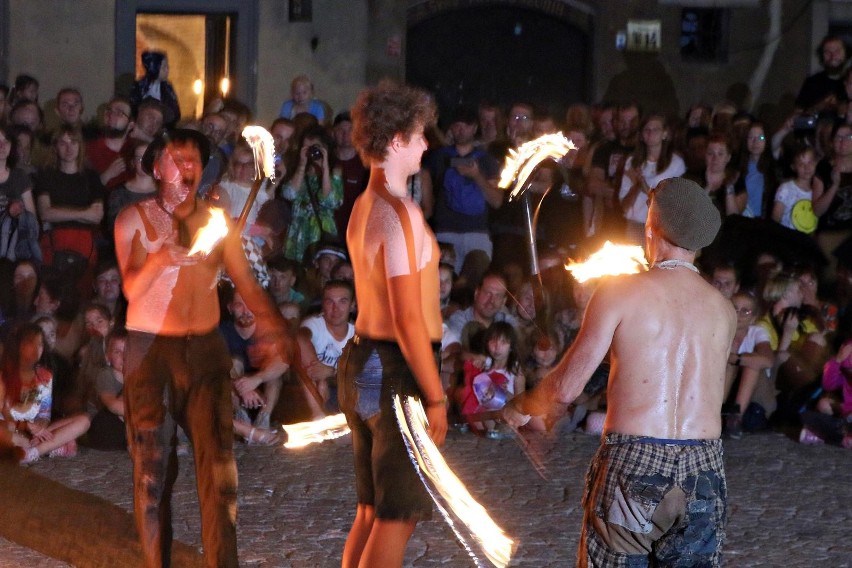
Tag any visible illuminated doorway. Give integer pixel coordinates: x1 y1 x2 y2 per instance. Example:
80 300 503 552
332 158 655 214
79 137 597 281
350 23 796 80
135 13 234 121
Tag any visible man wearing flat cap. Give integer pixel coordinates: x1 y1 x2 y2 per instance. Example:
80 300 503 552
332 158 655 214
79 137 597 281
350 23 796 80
114 129 290 567
505 177 736 567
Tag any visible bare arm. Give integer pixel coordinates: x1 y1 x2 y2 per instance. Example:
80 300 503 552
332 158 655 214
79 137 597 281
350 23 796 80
387 271 448 445
740 341 775 370
514 284 620 418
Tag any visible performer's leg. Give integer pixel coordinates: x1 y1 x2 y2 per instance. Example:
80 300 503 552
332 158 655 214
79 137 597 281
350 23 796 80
341 503 375 568
183 334 239 568
124 333 177 568
358 518 417 568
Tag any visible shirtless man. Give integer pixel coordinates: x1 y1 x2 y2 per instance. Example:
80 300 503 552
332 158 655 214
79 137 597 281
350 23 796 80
505 177 736 567
340 82 447 568
114 129 288 568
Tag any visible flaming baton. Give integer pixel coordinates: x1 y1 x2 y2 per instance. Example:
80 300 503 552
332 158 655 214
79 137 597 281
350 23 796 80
498 133 576 278
281 413 350 449
236 125 276 232
394 395 516 568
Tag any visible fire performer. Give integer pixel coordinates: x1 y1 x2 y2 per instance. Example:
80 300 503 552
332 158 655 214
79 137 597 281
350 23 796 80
340 82 448 567
505 177 736 567
114 129 290 567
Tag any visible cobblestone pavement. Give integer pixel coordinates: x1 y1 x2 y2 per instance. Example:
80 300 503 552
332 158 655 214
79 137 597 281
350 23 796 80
1 428 849 567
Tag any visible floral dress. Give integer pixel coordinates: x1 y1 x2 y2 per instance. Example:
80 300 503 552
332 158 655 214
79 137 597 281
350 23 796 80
281 172 343 262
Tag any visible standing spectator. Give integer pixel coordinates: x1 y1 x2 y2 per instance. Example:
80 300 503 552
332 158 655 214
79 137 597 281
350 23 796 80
619 113 686 244
9 74 39 107
85 96 135 191
796 35 850 115
428 107 502 273
129 50 180 127
332 112 369 238
278 74 326 123
129 99 164 144
34 125 105 296
280 125 343 263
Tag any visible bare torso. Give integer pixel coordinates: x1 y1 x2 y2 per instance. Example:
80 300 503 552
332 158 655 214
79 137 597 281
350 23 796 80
603 267 736 438
118 198 224 335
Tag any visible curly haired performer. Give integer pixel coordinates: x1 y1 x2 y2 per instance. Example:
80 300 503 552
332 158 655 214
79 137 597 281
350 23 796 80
339 82 448 568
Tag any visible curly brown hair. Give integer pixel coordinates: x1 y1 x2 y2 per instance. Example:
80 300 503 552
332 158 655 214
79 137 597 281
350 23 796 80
350 81 436 165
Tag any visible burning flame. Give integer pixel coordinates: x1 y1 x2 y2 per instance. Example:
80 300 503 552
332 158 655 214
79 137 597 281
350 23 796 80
565 241 648 283
394 395 515 568
241 125 276 181
498 133 576 200
187 207 229 256
281 413 350 449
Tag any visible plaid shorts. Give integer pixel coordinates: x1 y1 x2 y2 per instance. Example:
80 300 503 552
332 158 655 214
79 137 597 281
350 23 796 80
578 433 727 568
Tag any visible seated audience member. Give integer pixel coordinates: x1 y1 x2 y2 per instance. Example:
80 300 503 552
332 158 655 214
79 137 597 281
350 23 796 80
3 260 39 326
523 330 562 391
771 146 820 235
724 291 776 438
3 323 90 464
11 124 37 176
446 272 518 356
267 255 306 307
91 260 126 326
34 315 73 421
330 258 354 283
129 99 164 144
197 112 229 195
510 277 543 362
302 243 348 313
299 279 355 412
813 122 852 281
220 289 286 438
758 273 829 401
456 321 525 437
438 262 460 320
213 140 274 237
800 339 852 446
106 140 156 238
32 276 83 369
280 125 343 263
85 328 128 450
72 303 114 416
710 261 741 300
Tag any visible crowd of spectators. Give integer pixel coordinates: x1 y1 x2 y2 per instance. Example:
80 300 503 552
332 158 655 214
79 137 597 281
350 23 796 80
3 34 852 464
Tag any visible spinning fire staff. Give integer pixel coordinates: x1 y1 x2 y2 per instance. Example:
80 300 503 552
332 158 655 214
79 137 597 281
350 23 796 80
340 83 513 568
114 129 295 568
504 178 735 567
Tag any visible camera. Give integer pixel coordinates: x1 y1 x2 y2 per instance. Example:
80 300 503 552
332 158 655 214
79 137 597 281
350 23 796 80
307 144 323 162
792 114 817 131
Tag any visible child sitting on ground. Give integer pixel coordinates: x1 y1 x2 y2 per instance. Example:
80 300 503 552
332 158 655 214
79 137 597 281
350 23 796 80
800 339 852 447
457 321 525 437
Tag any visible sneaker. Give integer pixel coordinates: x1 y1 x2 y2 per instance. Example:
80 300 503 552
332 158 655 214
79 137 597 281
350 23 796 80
725 413 743 440
799 428 825 445
21 447 40 464
48 440 77 458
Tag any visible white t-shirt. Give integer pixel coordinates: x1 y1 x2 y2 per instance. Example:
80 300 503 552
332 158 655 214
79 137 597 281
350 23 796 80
217 179 271 235
774 179 817 234
619 154 686 224
738 324 772 379
301 314 354 368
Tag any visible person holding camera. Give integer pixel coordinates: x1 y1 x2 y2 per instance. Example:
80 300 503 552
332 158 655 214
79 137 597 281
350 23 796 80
280 124 343 263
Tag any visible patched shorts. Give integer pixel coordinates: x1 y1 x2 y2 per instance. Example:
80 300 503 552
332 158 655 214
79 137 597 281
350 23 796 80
578 433 727 568
338 336 440 521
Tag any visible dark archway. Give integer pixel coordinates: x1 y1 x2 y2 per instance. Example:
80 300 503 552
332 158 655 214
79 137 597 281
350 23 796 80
406 2 592 124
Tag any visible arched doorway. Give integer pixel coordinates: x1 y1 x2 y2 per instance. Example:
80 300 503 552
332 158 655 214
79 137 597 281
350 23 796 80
406 1 593 124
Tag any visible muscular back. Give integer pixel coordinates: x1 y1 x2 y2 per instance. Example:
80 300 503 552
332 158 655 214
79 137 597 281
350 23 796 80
602 268 736 439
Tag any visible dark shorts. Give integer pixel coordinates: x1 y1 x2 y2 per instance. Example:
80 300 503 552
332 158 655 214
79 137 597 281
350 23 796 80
579 433 727 568
338 336 440 521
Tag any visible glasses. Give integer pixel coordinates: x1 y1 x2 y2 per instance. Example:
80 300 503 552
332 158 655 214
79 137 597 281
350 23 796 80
748 135 766 142
105 107 130 119
510 114 530 121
